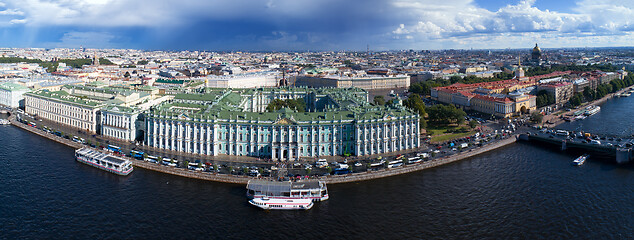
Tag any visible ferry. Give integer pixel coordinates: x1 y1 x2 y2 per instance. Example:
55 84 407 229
0 119 10 125
584 106 600 116
246 179 329 201
572 154 589 166
249 197 313 210
75 148 133 175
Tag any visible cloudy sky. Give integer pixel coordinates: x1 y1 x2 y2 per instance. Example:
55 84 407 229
0 0 633 51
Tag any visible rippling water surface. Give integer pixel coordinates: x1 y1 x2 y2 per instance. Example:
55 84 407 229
1 96 633 239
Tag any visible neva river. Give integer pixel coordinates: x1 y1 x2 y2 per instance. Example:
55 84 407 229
2 95 634 239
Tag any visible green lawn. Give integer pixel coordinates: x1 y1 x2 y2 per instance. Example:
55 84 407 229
430 131 476 143
426 125 462 136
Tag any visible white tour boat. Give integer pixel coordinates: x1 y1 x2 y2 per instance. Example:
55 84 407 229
246 179 329 201
249 197 314 210
75 148 133 175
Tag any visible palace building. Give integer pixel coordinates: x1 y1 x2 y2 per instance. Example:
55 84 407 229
145 87 420 161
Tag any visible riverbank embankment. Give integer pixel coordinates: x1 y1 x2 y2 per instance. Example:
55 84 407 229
9 114 518 185
543 87 631 128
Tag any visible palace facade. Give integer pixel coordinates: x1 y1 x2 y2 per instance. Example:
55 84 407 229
145 87 420 160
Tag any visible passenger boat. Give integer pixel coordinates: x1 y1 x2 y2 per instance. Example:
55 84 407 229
0 119 10 125
75 148 133 175
572 154 589 166
249 197 313 210
246 179 329 201
584 106 600 116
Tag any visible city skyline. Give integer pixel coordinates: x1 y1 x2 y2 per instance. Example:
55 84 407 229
0 0 633 51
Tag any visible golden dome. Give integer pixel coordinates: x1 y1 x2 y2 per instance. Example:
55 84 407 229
533 43 541 53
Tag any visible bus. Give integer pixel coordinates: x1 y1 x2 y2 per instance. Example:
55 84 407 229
130 150 144 160
145 155 159 163
388 160 403 168
407 156 421 163
333 168 351 175
107 145 122 154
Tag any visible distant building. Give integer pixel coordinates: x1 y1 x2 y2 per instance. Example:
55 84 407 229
0 82 30 108
532 44 542 61
205 72 278 88
295 75 410 90
531 43 543 65
538 82 574 107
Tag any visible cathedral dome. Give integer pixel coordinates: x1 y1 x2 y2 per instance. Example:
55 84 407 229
531 43 542 60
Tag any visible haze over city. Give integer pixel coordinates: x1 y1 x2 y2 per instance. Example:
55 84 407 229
0 0 634 50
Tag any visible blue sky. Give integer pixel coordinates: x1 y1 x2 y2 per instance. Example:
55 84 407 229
0 0 633 51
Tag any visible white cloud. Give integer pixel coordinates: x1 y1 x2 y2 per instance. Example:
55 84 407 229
9 18 25 24
0 8 22 15
0 0 633 50
388 0 634 48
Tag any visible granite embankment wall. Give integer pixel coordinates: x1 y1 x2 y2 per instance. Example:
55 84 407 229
10 115 518 185
323 136 518 184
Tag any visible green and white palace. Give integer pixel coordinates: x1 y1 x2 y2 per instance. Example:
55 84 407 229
145 87 421 161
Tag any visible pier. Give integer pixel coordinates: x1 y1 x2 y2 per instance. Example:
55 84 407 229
518 131 633 164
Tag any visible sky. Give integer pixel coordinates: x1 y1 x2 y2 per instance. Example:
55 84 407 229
0 0 633 51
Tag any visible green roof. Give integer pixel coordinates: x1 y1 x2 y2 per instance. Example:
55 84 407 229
27 90 103 107
0 82 29 92
156 78 184 84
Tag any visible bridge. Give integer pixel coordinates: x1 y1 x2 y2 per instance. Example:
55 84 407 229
518 131 633 164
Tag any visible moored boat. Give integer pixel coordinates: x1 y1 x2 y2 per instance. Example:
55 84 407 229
249 197 313 210
75 148 133 175
584 106 600 116
246 179 329 201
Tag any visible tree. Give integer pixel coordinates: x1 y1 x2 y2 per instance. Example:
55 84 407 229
266 98 306 112
373 95 386 106
305 168 311 175
469 120 478 128
570 92 584 107
426 104 467 125
535 90 554 108
530 112 543 123
183 160 189 168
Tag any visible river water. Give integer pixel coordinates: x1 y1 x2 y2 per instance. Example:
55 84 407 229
1 96 633 239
